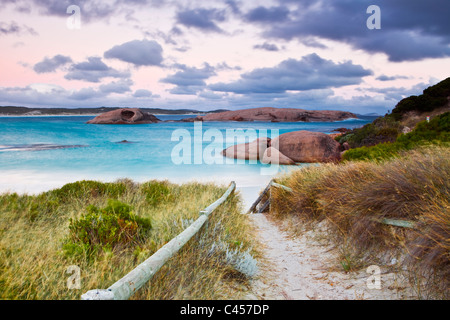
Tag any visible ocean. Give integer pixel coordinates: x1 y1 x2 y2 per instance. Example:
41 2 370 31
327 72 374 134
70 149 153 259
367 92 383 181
0 114 374 210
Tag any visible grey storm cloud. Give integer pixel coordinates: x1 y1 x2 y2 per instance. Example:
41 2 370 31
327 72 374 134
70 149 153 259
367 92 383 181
256 0 450 62
133 89 153 98
376 75 409 82
244 6 290 23
65 57 130 83
176 8 227 33
104 39 164 67
161 63 216 95
33 55 72 73
209 53 373 94
1 0 170 23
68 87 104 101
99 79 133 94
253 42 279 52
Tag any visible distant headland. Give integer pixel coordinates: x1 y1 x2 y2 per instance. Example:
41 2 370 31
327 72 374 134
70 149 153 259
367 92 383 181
180 107 357 122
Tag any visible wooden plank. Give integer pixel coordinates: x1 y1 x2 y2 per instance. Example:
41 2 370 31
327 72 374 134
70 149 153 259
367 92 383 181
258 199 270 213
270 182 293 193
246 180 273 214
380 218 416 229
81 181 236 300
200 181 236 216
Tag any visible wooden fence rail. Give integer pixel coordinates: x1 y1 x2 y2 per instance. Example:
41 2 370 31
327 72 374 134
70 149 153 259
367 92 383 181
247 180 417 229
81 181 236 300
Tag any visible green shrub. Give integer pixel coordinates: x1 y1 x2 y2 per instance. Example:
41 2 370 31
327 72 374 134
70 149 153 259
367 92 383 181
140 180 174 206
397 111 450 147
51 180 127 203
391 77 450 119
337 116 401 148
63 199 152 260
343 112 450 161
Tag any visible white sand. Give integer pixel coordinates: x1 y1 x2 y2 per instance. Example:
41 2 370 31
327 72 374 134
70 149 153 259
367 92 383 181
245 213 418 300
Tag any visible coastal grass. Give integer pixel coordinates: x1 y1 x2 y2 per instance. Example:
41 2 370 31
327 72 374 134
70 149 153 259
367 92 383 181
0 179 258 300
268 145 449 299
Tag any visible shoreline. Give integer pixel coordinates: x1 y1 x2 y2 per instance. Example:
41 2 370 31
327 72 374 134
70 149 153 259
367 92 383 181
0 167 303 212
0 163 305 210
0 114 365 123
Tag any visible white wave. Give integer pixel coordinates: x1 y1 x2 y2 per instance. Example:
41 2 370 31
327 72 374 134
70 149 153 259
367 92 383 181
0 144 87 152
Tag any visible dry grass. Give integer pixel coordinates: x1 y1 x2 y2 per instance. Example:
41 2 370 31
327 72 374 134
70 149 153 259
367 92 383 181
269 146 449 299
0 180 258 300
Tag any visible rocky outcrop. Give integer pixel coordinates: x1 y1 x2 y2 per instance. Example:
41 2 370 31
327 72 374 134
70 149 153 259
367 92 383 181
185 107 356 122
328 133 343 140
221 130 342 164
87 108 160 124
221 137 296 165
341 142 350 151
221 137 270 160
261 147 295 165
333 127 352 133
271 131 342 163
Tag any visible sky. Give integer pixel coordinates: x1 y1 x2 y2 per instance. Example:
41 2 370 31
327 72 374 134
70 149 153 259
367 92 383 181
0 0 449 115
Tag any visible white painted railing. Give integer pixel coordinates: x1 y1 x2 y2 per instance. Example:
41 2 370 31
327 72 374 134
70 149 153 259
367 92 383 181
81 181 236 300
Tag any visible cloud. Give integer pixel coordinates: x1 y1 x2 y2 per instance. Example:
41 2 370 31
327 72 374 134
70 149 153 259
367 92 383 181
161 63 216 95
0 21 38 36
104 39 163 67
2 0 173 23
376 75 410 82
6 0 115 22
253 42 279 51
209 53 373 94
225 0 241 15
244 6 289 23
0 83 154 108
33 55 73 73
355 30 450 62
69 87 105 101
176 8 227 33
256 0 450 62
65 57 130 83
99 79 133 94
133 89 153 98
360 80 432 102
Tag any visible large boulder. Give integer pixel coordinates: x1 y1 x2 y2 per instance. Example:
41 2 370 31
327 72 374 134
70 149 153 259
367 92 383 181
87 108 160 124
271 131 341 163
261 147 295 165
221 137 270 160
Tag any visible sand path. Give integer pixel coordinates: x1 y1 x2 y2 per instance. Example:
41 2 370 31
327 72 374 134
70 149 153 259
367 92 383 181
245 213 416 300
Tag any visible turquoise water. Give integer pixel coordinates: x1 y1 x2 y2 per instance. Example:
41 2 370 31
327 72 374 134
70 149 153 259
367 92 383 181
0 115 373 207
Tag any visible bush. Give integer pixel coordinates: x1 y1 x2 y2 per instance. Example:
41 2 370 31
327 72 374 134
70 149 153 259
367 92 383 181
51 180 127 203
337 116 402 148
140 180 174 206
343 112 450 161
391 77 450 119
63 199 152 260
